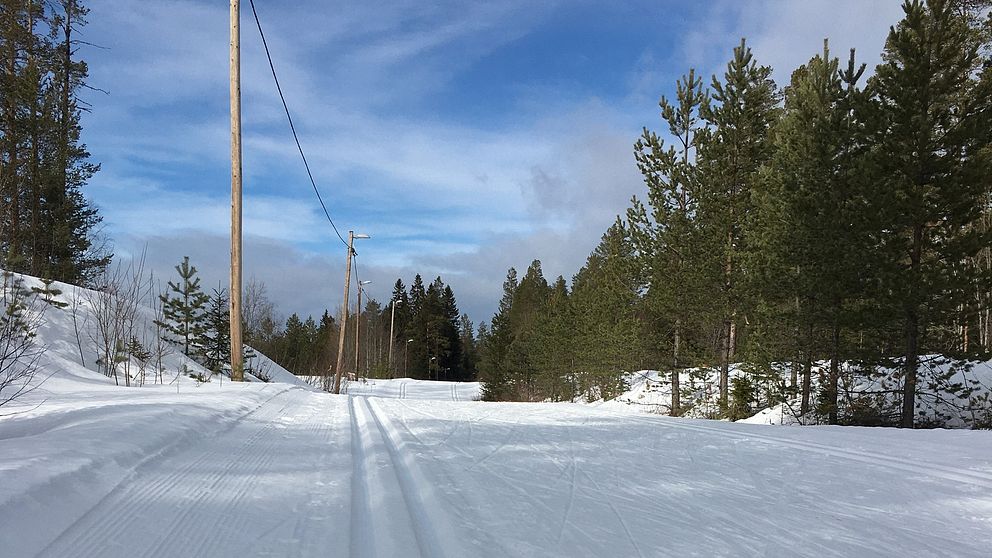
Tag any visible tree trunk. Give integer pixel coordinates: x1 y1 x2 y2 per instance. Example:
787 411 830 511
671 317 680 416
828 320 840 425
4 10 20 266
801 319 813 419
28 4 41 276
791 294 800 388
901 223 923 429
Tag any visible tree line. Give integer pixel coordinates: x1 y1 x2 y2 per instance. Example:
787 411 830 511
478 0 992 428
240 273 478 386
0 0 109 284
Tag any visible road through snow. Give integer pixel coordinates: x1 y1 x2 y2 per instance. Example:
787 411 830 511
2 380 992 557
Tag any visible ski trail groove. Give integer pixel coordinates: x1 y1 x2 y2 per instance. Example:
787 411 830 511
349 395 378 558
365 397 461 558
167 400 326 558
35 387 298 558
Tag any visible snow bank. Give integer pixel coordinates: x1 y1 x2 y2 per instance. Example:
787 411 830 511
0 270 309 406
596 358 992 428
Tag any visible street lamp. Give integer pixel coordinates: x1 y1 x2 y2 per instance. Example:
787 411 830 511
404 338 413 378
333 231 370 394
355 280 372 380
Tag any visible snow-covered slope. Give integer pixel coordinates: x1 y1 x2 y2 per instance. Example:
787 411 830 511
0 270 308 399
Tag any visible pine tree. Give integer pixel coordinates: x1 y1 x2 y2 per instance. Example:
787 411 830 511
696 39 781 410
502 260 551 399
869 0 992 427
158 256 210 359
570 220 646 401
0 1 108 283
630 68 709 416
529 275 575 401
750 42 872 423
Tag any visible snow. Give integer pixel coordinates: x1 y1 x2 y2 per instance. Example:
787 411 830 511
0 271 310 391
3 271 992 556
598 360 992 428
739 358 992 427
346 377 481 401
2 381 991 556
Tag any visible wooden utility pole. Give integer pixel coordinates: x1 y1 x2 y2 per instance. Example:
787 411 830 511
333 232 356 394
229 0 244 381
388 299 399 378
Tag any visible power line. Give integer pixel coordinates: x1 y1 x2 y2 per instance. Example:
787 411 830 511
246 0 349 249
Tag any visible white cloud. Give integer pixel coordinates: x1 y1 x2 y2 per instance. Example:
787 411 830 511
82 0 912 323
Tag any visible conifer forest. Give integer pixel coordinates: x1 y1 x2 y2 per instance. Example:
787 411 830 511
475 1 992 430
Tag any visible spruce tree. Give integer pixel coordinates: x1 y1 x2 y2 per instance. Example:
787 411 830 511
480 268 517 401
158 256 210 359
458 313 478 381
390 279 411 375
406 274 429 377
440 285 462 380
203 287 231 373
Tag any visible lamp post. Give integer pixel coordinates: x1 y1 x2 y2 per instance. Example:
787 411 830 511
404 338 413 378
388 298 400 378
355 280 372 380
333 231 369 394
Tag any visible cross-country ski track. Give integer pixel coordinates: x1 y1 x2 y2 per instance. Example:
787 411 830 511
2 379 992 557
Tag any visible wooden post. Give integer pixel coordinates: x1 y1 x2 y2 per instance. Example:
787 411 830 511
333 232 355 394
229 0 244 382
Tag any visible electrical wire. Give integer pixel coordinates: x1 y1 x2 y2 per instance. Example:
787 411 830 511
246 0 349 249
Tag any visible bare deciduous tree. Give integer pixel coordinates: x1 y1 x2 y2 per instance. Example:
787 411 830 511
85 254 148 386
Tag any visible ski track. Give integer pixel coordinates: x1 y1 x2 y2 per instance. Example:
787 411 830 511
9 382 991 558
349 395 462 558
36 388 302 558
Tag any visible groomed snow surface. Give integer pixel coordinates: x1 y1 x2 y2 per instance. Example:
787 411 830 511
2 377 992 557
2 271 992 557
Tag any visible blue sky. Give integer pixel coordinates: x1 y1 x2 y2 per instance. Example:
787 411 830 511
78 0 905 324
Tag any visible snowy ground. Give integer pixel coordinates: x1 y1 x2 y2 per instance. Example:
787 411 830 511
3 377 992 557
346 377 481 400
